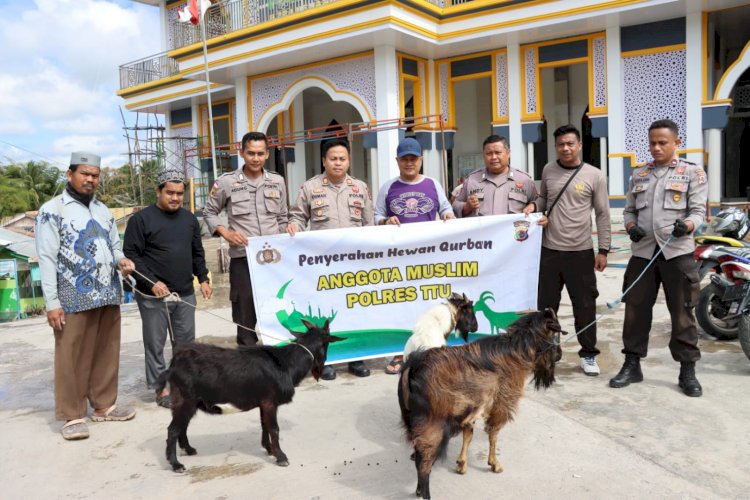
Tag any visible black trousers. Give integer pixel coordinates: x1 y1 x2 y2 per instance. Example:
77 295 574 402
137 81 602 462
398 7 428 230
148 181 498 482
621 252 700 362
229 257 258 345
538 247 600 358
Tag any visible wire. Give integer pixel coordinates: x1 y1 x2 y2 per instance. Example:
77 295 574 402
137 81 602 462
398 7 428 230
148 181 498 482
0 139 67 167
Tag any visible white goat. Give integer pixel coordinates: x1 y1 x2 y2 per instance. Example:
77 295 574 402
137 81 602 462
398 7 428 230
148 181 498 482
402 293 478 361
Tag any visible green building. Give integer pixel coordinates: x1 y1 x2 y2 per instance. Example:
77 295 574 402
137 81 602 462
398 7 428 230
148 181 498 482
0 228 43 322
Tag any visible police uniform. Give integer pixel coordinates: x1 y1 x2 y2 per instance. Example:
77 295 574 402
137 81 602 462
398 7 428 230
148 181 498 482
452 167 538 217
289 174 373 231
288 172 373 379
203 169 288 345
621 158 708 362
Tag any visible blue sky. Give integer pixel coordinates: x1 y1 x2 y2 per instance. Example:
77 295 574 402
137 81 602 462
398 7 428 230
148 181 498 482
0 0 162 169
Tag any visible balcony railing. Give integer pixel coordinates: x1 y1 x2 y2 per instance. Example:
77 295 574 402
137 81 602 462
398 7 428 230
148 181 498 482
119 51 180 90
170 0 341 49
119 0 479 90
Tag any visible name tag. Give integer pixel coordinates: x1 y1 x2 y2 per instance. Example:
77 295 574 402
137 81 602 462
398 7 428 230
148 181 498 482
667 174 689 183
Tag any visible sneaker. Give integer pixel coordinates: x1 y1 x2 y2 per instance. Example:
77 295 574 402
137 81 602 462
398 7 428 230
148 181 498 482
581 356 600 376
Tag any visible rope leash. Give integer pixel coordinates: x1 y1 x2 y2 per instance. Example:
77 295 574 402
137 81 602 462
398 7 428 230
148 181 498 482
559 234 676 345
127 269 295 347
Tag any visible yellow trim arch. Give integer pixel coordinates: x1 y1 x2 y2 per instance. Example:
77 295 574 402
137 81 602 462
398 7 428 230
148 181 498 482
714 38 750 101
254 76 373 133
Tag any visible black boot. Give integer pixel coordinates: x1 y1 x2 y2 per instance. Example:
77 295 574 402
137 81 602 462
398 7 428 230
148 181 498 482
321 365 336 381
609 354 643 388
348 361 370 377
678 361 703 397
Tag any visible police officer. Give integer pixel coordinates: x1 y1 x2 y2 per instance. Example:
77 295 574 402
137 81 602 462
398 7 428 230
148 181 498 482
610 119 708 397
204 131 288 346
287 137 373 379
452 135 538 217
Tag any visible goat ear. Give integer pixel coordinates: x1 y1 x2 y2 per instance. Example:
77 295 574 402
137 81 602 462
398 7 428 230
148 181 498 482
462 293 468 301
287 329 302 339
328 335 346 343
300 319 315 331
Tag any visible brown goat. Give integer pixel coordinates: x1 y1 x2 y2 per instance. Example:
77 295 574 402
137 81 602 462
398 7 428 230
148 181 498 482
397 308 563 499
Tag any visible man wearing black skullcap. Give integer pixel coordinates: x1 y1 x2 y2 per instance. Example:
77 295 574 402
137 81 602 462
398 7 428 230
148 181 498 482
124 169 212 408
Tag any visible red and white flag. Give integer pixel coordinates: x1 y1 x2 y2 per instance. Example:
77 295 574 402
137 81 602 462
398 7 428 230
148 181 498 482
177 0 212 25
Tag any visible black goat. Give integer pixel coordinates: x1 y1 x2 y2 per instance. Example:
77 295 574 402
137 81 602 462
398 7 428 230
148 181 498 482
159 319 343 472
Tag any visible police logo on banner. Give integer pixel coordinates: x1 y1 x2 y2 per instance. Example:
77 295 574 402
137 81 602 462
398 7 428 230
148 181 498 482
513 220 530 242
256 243 281 265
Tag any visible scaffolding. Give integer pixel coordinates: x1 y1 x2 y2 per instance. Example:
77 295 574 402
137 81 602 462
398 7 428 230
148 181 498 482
119 109 203 207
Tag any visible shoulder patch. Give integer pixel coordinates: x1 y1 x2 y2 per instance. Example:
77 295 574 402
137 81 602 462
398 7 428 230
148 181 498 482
511 168 532 180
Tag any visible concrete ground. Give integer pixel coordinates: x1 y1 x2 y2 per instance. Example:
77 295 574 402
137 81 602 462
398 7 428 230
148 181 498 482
1 238 749 499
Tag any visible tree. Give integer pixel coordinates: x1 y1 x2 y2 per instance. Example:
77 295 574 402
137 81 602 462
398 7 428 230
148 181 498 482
0 160 64 208
94 161 161 208
0 176 33 217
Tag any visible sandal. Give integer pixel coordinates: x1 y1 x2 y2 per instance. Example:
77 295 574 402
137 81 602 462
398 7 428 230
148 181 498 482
156 394 171 409
385 356 403 375
61 419 89 440
90 404 136 422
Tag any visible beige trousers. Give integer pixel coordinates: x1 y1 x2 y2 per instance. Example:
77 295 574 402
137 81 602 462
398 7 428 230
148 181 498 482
54 306 121 421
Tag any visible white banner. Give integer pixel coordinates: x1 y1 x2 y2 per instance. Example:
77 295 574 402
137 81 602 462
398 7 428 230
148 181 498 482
247 213 542 363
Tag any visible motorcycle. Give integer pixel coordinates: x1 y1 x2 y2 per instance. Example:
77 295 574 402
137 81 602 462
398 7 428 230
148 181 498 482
695 245 750 340
694 208 750 340
707 253 750 362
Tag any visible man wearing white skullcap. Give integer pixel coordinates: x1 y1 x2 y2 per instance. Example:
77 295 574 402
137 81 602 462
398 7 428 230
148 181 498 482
36 151 137 440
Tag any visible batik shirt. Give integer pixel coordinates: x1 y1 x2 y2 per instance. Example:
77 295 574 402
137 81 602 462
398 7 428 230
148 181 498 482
36 191 124 313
